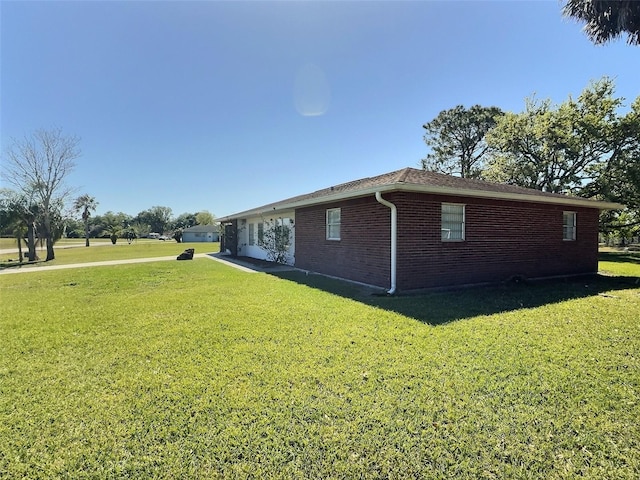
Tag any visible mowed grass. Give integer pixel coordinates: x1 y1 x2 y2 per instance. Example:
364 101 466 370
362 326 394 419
0 253 639 478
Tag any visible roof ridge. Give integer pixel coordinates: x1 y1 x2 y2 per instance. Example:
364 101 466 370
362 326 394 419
393 167 413 183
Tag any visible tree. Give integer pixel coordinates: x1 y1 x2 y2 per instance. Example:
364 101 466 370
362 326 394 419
106 224 121 245
563 0 640 45
484 97 578 192
585 96 640 237
173 212 197 230
135 206 173 234
127 221 148 239
63 217 85 238
422 105 504 178
600 208 640 245
73 194 98 247
0 189 40 262
581 96 640 208
0 190 27 262
2 128 80 260
89 211 132 239
195 210 215 225
485 77 640 195
258 218 294 264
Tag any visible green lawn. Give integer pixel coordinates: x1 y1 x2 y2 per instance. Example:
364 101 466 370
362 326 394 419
1 251 638 478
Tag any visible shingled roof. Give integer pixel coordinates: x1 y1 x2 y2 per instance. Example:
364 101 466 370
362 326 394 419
218 167 622 221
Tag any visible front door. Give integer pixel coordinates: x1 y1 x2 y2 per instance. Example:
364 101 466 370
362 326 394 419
223 222 238 256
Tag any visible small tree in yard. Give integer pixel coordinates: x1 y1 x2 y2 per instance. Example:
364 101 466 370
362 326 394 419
107 225 121 245
259 218 293 264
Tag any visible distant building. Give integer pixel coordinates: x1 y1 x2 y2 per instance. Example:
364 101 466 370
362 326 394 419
182 224 220 243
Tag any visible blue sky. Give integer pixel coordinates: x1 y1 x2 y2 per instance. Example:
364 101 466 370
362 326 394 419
2 1 638 218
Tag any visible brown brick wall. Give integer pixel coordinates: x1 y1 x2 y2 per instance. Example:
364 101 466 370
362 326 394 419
295 197 391 287
294 192 600 291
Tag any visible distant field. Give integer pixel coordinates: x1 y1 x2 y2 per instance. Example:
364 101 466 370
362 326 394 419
0 240 218 265
0 237 112 250
1 249 638 478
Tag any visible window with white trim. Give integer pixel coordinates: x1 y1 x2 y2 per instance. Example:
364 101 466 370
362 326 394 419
563 211 576 241
441 203 465 241
326 208 341 240
248 223 255 245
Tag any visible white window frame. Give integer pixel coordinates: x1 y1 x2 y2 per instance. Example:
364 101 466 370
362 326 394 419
326 208 341 241
441 203 465 241
563 211 576 241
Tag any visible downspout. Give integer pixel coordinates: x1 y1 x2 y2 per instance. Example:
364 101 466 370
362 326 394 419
375 192 397 295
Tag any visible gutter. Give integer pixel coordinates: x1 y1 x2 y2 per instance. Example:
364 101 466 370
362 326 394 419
375 192 397 295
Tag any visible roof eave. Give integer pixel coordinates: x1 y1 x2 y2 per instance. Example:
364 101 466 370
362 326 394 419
397 184 625 210
217 185 397 222
217 183 624 221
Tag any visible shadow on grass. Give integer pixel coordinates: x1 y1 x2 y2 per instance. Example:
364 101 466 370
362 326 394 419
599 251 640 265
0 260 45 270
270 270 640 326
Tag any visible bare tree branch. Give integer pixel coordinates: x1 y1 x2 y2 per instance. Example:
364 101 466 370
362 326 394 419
2 128 80 260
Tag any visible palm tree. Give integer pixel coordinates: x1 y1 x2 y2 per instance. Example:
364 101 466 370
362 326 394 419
563 0 640 45
106 224 122 245
73 194 98 247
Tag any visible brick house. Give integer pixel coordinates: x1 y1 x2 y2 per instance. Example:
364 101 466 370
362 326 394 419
217 168 622 292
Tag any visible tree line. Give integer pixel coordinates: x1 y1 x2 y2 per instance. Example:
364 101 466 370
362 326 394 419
421 77 640 240
64 207 216 242
2 188 216 262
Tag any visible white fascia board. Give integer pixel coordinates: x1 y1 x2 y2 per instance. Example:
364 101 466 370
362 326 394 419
393 184 625 210
219 208 297 223
218 184 623 221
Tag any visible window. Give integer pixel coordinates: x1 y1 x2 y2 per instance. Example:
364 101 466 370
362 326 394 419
257 222 264 244
326 208 341 240
563 212 576 241
248 223 255 245
441 203 465 241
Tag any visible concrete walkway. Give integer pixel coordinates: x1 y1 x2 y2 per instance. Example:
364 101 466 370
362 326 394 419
0 253 264 275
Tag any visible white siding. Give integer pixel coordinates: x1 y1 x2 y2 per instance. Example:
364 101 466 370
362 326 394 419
182 231 219 242
238 212 295 264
